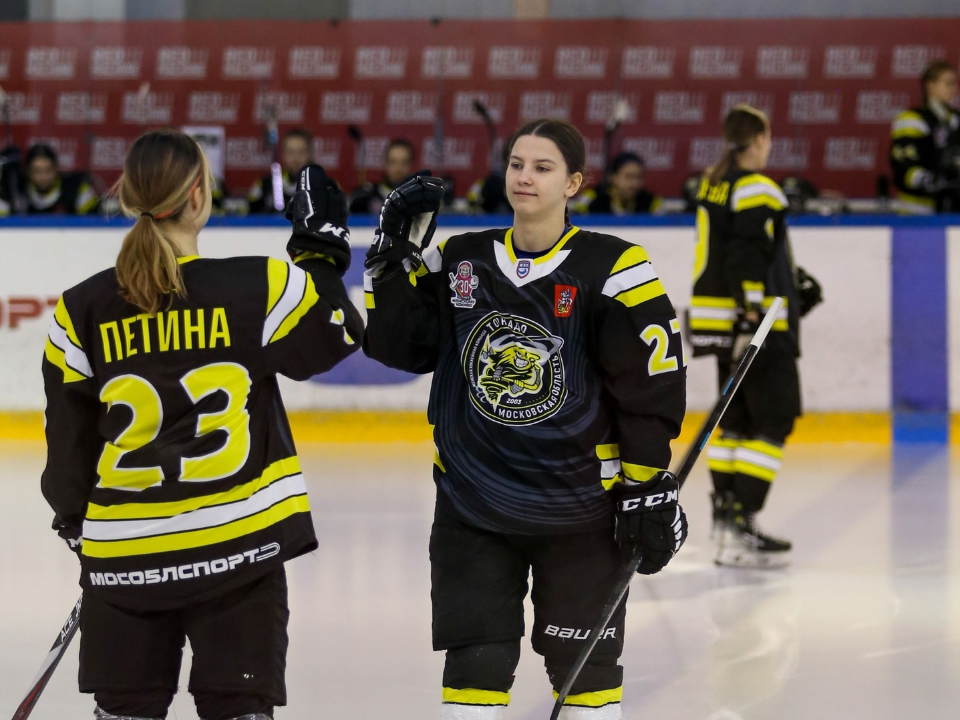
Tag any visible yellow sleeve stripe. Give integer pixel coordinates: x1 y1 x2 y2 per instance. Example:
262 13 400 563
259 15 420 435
263 264 320 345
86 456 301 520
553 687 622 707
292 251 337 266
610 245 651 274
82 494 311 558
46 299 93 381
621 462 662 484
365 292 375 309
691 295 737 308
614 278 667 308
44 339 88 383
442 688 510 706
892 112 929 139
76 184 99 213
731 174 787 212
54 297 82 349
265 258 289 316
596 443 619 461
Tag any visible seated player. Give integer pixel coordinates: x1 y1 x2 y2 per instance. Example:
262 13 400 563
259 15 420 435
3 144 100 215
247 127 314 214
349 138 415 214
574 152 661 214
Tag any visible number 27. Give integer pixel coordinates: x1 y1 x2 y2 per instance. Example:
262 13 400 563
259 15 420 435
640 319 687 376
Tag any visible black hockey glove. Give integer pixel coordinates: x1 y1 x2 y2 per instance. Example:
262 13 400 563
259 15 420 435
732 315 759 361
55 523 83 559
364 174 445 271
797 266 823 317
285 163 351 275
614 471 687 575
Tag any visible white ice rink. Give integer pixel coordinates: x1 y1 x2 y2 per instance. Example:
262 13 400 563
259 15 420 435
2 439 959 720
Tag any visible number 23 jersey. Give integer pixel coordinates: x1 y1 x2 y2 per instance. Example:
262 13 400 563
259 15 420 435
42 255 362 609
365 227 687 536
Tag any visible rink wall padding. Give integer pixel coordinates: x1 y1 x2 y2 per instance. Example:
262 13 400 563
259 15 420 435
2 18 960 198
0 215 957 442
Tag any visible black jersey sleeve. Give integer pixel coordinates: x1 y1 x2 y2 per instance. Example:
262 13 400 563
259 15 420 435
362 263 442 374
262 257 364 380
890 110 938 198
40 295 101 541
727 174 788 309
596 245 686 483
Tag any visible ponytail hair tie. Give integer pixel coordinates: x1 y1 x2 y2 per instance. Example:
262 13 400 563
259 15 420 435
140 212 154 219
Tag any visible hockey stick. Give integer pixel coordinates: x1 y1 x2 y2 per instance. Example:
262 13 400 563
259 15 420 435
473 99 500 174
12 595 83 720
549 298 784 720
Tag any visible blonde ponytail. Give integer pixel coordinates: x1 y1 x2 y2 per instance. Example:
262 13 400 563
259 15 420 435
114 130 213 314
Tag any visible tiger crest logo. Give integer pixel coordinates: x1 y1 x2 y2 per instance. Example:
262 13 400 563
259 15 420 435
462 312 565 425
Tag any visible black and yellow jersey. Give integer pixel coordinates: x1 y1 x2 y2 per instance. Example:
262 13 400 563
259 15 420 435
688 168 799 358
0 172 100 216
42 255 363 609
889 102 960 214
364 227 686 536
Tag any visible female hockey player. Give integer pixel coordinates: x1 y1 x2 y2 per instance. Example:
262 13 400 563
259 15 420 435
363 119 687 720
889 59 960 214
688 105 820 568
41 130 362 720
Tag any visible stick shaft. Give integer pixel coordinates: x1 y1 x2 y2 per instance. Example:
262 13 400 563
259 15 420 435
548 298 784 720
12 595 83 720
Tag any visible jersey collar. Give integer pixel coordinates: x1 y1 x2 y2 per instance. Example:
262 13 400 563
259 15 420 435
496 226 579 288
177 255 200 264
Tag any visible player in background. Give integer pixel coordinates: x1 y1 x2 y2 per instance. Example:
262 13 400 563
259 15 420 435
364 119 687 720
573 151 662 215
0 143 99 216
348 137 415 214
688 105 821 568
890 60 960 214
41 129 362 720
247 127 314 214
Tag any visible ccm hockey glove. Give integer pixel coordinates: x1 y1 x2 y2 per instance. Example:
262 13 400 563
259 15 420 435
365 174 445 271
285 163 352 275
614 471 688 575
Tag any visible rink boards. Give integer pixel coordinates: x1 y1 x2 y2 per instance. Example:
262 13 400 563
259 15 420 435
0 215 956 440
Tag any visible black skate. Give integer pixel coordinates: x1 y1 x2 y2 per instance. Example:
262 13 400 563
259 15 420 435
715 511 791 568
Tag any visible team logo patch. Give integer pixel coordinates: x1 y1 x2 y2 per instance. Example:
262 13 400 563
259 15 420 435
449 260 479 308
555 285 577 317
462 312 566 425
517 259 531 278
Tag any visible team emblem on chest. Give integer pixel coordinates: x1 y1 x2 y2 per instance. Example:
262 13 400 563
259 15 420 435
516 259 531 278
462 312 566 426
449 260 480 308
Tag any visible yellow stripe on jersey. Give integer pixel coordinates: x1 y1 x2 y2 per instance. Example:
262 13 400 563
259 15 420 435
504 226 579 265
621 461 661 484
442 688 510 706
891 111 930 139
266 258 289 316
731 174 787 213
82 494 311 559
689 296 737 332
45 298 93 383
86 456 301 520
707 436 738 474
596 444 623 490
602 247 666 308
596 443 619 461
263 261 320 345
610 245 651 274
553 687 622 707
734 439 784 483
742 280 765 306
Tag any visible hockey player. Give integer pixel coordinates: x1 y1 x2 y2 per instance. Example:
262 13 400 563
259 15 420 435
348 138 415 214
0 143 99 215
363 119 687 720
41 129 362 720
889 60 960 214
246 127 314 214
573 152 662 215
688 105 820 568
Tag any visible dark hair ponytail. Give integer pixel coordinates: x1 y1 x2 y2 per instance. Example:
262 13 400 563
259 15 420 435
114 130 213 315
706 104 770 186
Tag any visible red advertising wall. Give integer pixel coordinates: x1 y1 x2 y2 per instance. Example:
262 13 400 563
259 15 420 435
0 18 957 199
